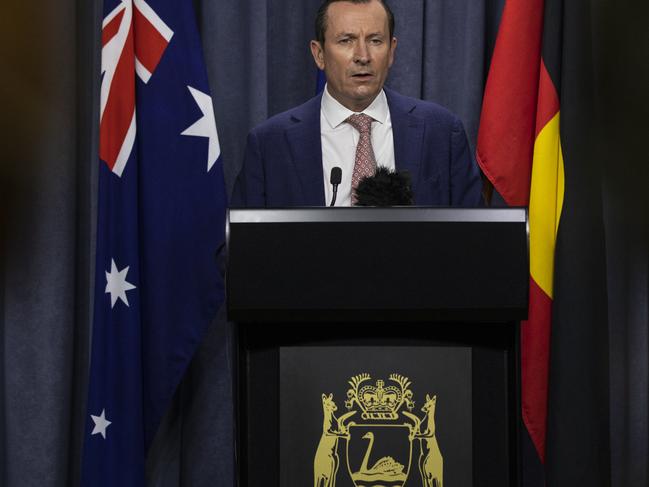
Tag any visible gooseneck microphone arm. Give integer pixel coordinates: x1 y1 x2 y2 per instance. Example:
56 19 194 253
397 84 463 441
329 167 342 207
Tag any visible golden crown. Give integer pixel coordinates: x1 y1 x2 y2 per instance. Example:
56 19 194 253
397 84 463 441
345 373 415 420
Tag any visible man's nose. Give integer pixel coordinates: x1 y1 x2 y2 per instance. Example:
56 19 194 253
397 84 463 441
353 41 370 64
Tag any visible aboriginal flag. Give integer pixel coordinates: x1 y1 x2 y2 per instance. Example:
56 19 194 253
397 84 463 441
477 0 610 484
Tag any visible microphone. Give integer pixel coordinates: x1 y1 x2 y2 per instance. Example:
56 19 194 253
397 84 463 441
329 166 342 206
354 167 413 206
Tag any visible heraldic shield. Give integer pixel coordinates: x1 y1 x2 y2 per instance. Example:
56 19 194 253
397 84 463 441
314 373 443 487
346 424 411 487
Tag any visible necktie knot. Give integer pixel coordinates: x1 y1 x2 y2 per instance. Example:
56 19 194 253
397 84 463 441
346 113 374 135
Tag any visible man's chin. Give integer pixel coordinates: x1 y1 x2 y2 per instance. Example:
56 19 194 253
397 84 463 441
330 86 382 111
351 87 380 104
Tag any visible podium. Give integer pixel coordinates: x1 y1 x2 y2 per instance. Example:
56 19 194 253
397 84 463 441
227 208 528 487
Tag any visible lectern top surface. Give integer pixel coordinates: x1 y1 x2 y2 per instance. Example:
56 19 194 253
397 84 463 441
228 207 527 224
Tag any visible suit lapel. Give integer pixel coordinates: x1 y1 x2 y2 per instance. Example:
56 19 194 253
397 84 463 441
285 95 325 206
387 89 423 194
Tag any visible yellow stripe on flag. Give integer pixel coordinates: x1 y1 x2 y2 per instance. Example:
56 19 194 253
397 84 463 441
529 112 565 298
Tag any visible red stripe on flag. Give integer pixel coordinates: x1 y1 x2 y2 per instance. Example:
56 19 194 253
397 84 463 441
476 0 544 206
102 9 125 47
134 7 169 76
521 277 552 462
100 25 136 170
535 60 560 137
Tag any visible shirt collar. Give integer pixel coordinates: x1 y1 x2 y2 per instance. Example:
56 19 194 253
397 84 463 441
321 84 389 129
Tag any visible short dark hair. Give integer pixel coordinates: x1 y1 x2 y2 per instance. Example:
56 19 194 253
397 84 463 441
315 0 395 46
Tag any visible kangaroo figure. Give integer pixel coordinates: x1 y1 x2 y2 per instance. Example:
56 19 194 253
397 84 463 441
417 394 443 487
314 394 349 487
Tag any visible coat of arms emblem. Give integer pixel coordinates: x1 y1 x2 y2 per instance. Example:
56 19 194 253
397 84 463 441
314 373 443 487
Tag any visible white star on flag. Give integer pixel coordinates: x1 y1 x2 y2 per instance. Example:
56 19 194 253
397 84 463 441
90 409 112 439
105 258 136 308
181 85 221 172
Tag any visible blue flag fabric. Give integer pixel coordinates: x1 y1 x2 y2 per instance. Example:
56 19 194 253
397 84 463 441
81 0 226 484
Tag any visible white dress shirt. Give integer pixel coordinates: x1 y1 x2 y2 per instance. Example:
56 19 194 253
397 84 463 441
320 85 396 206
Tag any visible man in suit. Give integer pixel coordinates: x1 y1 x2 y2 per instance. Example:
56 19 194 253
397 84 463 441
231 0 482 207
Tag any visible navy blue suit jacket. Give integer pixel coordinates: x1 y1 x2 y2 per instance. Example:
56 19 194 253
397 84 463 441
231 88 482 207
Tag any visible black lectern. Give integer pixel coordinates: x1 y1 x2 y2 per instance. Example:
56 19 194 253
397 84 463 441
227 208 528 487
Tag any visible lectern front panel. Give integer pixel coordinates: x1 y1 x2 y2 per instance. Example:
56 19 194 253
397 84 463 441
228 208 526 487
238 322 517 487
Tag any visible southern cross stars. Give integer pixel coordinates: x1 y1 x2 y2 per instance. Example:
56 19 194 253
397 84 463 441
90 409 112 439
105 258 137 308
181 85 221 172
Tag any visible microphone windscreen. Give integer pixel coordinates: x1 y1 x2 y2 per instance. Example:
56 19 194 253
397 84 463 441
354 167 413 206
330 166 342 185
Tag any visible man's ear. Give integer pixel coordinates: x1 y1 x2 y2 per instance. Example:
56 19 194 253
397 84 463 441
310 40 326 70
388 36 397 68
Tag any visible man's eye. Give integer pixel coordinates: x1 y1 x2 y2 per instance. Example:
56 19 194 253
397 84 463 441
339 38 351 44
370 38 383 45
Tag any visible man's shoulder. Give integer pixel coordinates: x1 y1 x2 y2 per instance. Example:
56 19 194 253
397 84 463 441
250 93 322 135
384 87 461 128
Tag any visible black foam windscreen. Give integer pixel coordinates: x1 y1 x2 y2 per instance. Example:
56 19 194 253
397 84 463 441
354 167 413 206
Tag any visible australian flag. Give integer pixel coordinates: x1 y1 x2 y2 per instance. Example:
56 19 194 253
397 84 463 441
81 0 226 484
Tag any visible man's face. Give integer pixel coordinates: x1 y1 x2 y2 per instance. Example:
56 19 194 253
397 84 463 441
311 0 397 112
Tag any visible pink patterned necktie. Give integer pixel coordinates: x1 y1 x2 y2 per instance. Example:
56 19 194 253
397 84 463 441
346 113 377 203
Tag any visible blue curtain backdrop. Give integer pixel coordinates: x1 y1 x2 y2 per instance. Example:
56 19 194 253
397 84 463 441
1 1 648 486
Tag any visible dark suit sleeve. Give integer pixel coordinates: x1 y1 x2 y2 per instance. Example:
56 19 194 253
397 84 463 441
230 130 265 207
450 117 483 207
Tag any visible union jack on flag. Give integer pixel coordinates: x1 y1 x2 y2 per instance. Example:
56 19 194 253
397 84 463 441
82 0 226 483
